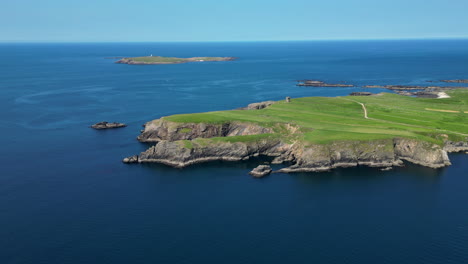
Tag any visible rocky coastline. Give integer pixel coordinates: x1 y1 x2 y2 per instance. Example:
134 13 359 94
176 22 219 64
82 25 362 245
124 113 467 173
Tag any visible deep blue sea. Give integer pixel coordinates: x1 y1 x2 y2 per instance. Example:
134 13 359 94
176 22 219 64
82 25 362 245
1 40 468 264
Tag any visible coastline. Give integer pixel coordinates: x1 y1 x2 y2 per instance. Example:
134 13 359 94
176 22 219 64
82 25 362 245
124 91 468 173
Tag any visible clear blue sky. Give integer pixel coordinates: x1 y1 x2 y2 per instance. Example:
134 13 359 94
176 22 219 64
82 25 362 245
2 0 467 42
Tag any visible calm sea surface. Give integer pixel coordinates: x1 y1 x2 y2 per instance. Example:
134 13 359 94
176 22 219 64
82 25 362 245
1 40 467 264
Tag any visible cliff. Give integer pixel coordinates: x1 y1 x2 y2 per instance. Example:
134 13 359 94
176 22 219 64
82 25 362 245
126 119 464 172
124 90 468 172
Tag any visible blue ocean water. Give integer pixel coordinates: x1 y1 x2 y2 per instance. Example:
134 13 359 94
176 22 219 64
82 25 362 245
1 40 468 264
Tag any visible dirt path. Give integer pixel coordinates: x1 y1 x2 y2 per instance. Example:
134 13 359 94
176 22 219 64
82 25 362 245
342 98 368 119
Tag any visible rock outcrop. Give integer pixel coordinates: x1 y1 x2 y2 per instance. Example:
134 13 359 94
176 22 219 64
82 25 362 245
239 101 275 110
394 138 451 168
137 138 284 168
137 119 273 143
91 122 126 129
123 155 138 163
249 165 273 177
444 140 468 152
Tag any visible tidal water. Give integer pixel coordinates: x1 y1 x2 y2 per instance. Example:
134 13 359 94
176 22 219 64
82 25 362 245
1 40 467 264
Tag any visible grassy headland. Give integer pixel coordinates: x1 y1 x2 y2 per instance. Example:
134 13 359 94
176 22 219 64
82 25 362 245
162 89 468 145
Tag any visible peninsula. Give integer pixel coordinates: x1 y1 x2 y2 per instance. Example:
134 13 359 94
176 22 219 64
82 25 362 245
124 89 468 173
116 56 236 65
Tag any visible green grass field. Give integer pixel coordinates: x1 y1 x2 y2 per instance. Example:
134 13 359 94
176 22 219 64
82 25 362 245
162 89 468 145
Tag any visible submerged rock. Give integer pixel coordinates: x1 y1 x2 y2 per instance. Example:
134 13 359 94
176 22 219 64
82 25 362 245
91 122 127 130
249 165 273 178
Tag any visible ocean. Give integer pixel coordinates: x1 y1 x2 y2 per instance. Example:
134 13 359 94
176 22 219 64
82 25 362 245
1 40 467 264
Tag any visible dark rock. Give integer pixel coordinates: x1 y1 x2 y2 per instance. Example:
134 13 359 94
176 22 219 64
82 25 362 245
297 80 354 87
91 121 126 130
249 165 273 178
239 101 276 110
444 140 468 153
350 92 374 96
137 120 273 143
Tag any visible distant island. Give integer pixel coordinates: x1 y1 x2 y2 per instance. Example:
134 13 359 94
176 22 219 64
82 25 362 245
124 89 468 174
116 56 236 65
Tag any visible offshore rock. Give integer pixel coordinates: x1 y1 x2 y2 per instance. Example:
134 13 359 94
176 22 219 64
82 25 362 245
123 155 139 163
91 121 127 129
249 165 272 178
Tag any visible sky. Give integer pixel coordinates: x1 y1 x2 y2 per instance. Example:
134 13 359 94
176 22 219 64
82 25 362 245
1 0 468 42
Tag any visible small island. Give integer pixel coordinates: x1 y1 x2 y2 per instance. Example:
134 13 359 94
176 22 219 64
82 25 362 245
124 89 468 173
91 121 126 129
116 56 236 65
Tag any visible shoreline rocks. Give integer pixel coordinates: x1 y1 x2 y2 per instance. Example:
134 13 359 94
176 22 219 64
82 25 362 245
126 127 464 172
91 122 127 130
249 165 272 177
123 155 139 163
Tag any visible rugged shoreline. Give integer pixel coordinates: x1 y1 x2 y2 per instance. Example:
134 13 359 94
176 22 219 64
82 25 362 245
124 115 468 173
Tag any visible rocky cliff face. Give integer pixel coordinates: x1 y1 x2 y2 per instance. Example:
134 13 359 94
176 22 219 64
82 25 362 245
395 138 451 168
138 138 284 168
137 119 273 142
126 119 463 171
125 108 467 171
279 139 399 172
444 140 468 153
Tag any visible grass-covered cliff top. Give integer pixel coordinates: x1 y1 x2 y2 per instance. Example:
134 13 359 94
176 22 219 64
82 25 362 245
116 56 235 64
161 89 468 145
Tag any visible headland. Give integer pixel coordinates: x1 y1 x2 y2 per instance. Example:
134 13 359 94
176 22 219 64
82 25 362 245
124 89 468 173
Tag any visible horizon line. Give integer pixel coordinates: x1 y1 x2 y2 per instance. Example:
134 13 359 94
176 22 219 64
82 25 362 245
1 36 468 44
